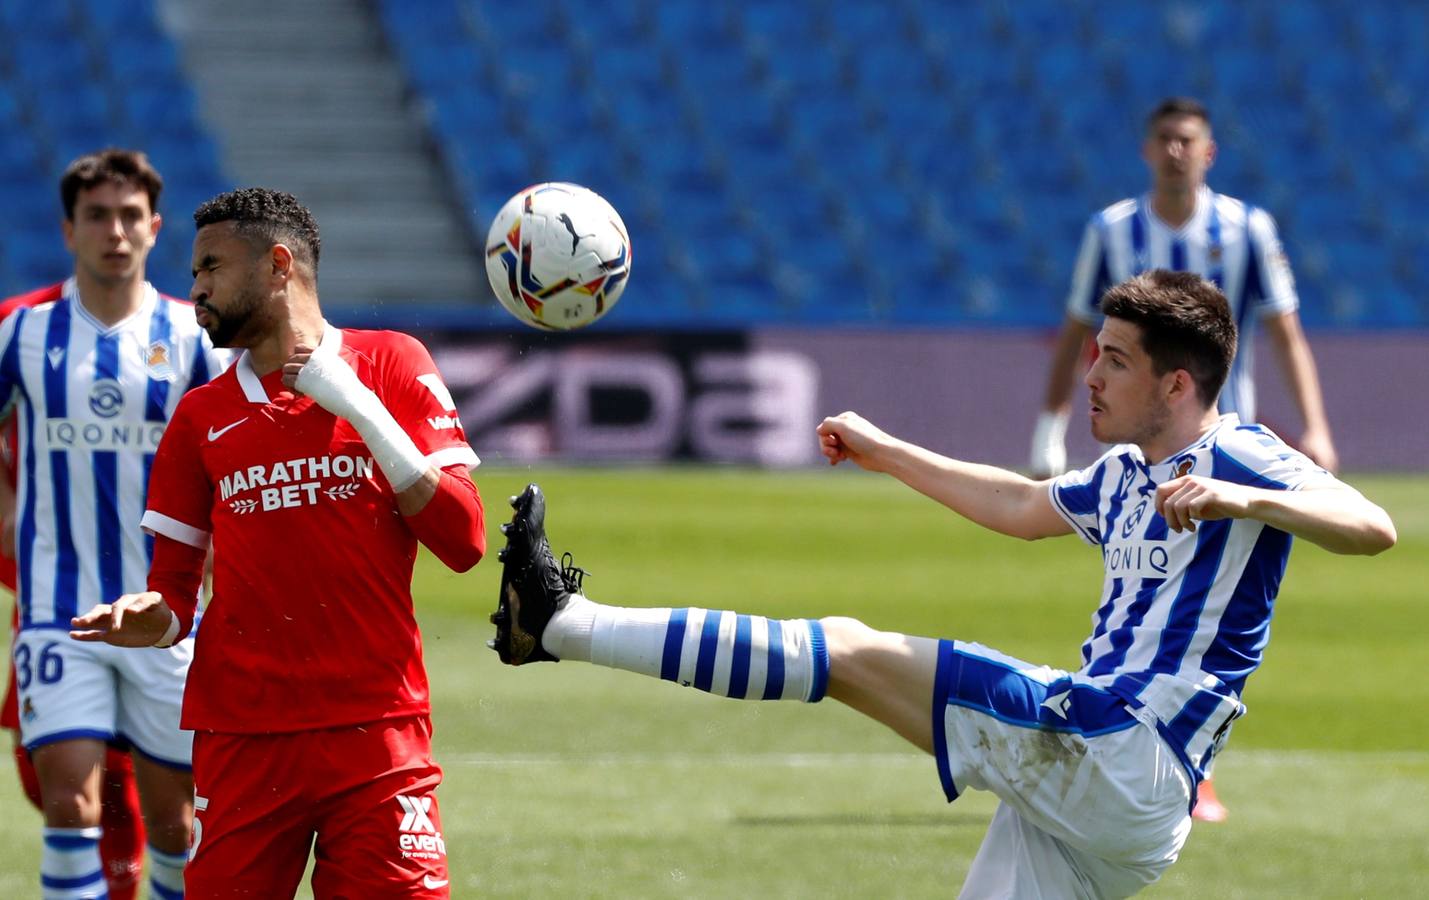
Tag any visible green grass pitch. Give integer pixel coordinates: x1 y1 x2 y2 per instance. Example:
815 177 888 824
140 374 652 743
0 468 1424 897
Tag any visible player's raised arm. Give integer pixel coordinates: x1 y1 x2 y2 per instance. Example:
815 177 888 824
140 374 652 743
283 338 486 572
818 411 1072 541
1155 476 1395 555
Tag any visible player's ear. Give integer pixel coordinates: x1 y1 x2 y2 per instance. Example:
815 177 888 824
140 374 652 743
270 243 295 280
1204 139 1217 170
1166 368 1196 405
149 212 163 238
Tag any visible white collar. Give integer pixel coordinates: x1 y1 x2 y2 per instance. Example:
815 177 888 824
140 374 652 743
1142 184 1212 237
62 277 158 336
1136 413 1238 472
234 321 340 404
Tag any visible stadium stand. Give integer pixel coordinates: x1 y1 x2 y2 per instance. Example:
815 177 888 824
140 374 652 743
0 0 230 296
1 0 1424 328
371 0 1426 328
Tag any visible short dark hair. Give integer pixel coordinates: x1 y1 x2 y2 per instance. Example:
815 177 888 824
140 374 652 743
193 187 321 272
60 148 164 220
1100 270 1236 408
1145 96 1211 133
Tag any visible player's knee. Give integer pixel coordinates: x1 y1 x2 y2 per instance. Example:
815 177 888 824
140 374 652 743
142 809 193 854
41 787 103 826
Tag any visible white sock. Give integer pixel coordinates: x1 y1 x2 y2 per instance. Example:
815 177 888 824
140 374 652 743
40 826 106 899
544 597 828 702
149 843 186 899
542 593 600 661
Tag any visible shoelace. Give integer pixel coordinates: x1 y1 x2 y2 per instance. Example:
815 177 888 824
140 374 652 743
560 551 589 593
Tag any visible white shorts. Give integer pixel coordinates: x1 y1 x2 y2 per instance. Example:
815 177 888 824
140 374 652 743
932 640 1192 900
12 629 193 768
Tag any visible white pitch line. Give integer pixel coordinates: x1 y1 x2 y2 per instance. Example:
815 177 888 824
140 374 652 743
447 749 1429 768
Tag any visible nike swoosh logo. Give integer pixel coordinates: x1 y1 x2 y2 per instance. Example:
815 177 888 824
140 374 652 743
423 875 449 889
207 417 249 441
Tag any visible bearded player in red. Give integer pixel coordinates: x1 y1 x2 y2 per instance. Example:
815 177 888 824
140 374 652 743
71 188 486 897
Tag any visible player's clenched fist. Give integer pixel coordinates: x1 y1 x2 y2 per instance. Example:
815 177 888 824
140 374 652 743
1154 475 1254 533
280 343 315 391
71 591 177 647
817 411 895 471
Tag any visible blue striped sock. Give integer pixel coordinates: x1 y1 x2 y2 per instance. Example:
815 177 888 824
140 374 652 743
548 598 829 702
148 844 186 899
41 826 107 899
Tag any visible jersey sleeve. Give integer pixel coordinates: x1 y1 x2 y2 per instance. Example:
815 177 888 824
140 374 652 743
140 395 214 548
1065 216 1111 325
376 332 480 471
1243 208 1299 319
0 307 26 415
1212 425 1336 492
1048 445 1125 545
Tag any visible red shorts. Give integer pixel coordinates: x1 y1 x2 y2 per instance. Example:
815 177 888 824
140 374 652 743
188 716 450 899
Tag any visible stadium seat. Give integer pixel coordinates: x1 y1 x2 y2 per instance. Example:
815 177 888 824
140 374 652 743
9 0 1422 325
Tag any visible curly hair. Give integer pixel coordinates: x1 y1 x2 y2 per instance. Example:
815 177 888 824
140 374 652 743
1099 270 1237 409
193 187 321 271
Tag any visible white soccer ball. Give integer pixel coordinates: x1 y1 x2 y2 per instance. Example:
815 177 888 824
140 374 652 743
484 182 632 330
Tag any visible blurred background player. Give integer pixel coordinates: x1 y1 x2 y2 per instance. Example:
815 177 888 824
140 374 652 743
0 320 144 896
0 149 229 899
490 271 1396 898
1031 97 1338 477
1027 99 1340 820
72 188 487 897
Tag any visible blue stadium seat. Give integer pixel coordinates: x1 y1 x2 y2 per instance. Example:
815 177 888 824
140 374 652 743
404 42 487 95
0 0 236 298
0 0 74 38
10 38 94 86
466 0 551 43
18 0 1419 322
5 230 71 286
382 0 469 41
100 33 185 81
73 0 164 36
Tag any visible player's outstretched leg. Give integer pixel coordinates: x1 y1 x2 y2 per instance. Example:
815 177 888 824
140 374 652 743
490 484 829 702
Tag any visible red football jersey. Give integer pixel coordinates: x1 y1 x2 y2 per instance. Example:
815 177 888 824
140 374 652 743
142 327 480 734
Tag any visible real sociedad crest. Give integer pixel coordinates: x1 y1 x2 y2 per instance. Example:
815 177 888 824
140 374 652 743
145 340 175 381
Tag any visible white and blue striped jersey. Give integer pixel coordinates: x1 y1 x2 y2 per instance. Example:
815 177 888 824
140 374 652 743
0 279 229 631
1048 415 1334 782
1067 186 1299 422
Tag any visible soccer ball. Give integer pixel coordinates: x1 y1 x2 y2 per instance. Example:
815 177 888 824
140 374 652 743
484 182 631 330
